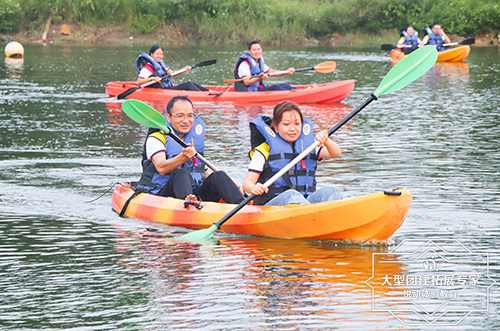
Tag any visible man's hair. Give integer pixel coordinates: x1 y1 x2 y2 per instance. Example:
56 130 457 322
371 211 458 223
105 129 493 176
247 40 261 50
166 96 193 114
431 22 441 29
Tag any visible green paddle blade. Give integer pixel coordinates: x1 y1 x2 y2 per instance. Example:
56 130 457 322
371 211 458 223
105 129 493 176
122 99 170 134
374 45 438 98
177 224 219 241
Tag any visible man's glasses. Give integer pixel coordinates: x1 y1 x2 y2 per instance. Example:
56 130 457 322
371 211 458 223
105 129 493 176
171 113 195 120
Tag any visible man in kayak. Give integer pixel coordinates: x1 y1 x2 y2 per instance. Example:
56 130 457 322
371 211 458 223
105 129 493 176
234 40 297 92
136 45 209 91
242 101 344 206
420 23 451 51
397 26 421 50
136 96 244 204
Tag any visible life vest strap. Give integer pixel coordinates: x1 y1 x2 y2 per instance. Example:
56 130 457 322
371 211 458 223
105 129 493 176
268 152 317 161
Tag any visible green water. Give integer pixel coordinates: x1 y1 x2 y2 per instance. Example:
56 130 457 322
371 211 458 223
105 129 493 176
0 44 499 330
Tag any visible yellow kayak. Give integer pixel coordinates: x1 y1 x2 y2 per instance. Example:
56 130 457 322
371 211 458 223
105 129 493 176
391 45 470 62
112 183 412 243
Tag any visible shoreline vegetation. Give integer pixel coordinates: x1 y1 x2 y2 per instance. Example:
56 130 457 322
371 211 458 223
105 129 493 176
1 0 499 47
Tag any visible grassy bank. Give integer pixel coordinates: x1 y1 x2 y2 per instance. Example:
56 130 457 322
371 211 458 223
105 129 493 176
2 0 499 46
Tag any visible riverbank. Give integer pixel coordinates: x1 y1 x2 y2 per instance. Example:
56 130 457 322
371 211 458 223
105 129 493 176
4 24 499 48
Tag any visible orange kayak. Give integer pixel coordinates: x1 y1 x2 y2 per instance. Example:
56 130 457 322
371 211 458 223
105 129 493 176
105 80 356 104
391 46 470 62
112 183 412 243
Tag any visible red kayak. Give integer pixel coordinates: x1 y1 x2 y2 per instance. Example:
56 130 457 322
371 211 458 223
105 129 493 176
106 80 356 104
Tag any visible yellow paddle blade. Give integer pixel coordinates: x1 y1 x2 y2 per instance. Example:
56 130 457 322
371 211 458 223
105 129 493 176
314 61 337 73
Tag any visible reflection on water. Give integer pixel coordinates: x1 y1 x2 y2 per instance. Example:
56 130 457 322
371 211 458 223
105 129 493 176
430 61 470 77
0 45 499 330
111 227 406 329
4 57 24 80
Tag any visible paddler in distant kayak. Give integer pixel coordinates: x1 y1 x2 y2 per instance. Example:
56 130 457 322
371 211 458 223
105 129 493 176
135 96 244 204
234 40 298 92
420 23 451 51
242 100 344 206
397 26 421 50
136 45 209 91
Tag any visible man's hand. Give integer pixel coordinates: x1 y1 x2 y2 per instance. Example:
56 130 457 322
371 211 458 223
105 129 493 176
182 145 197 159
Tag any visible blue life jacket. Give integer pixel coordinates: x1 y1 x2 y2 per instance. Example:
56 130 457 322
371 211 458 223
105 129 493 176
138 115 206 194
250 115 317 205
401 30 419 48
135 52 172 88
234 52 267 92
424 27 446 51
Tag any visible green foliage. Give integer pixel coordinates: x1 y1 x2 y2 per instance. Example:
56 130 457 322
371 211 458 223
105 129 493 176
382 0 500 35
127 13 162 34
1 0 498 41
0 0 22 32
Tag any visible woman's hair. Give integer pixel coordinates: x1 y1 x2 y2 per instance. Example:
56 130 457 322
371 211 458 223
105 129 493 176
271 101 303 128
149 45 163 55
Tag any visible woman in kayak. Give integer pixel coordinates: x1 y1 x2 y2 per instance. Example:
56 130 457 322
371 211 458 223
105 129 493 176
397 26 421 50
234 40 297 92
243 100 344 206
135 45 208 91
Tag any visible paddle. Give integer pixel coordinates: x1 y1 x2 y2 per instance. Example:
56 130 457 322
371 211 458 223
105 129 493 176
381 44 408 51
382 38 475 51
443 37 475 47
381 45 416 55
121 99 219 172
179 45 438 241
116 59 217 100
223 61 336 84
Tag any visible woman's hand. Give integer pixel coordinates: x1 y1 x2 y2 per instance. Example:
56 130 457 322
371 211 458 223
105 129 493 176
248 183 268 195
315 129 330 147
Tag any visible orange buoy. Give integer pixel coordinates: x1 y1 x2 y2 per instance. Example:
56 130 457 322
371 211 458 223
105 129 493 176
61 24 71 35
5 41 24 58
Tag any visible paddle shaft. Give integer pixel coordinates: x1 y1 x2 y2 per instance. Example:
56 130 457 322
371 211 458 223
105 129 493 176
117 59 216 99
165 130 218 173
250 65 315 77
139 73 172 87
328 94 376 136
213 93 377 229
442 42 466 46
259 66 314 77
225 70 291 83
225 61 335 83
116 73 172 99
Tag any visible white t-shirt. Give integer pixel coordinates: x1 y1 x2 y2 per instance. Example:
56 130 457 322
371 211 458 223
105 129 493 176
138 64 170 79
237 60 270 78
145 133 167 160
